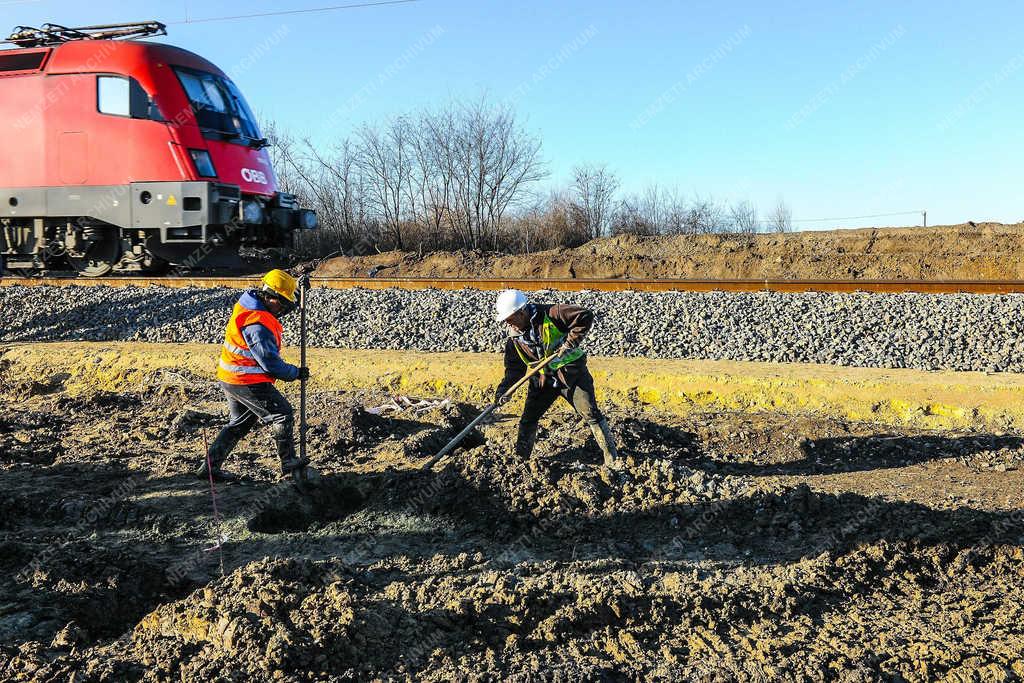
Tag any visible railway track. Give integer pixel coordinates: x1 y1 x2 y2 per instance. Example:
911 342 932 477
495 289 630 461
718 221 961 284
3 275 1024 294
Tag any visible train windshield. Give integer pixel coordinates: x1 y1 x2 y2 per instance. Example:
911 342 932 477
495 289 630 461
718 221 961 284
173 66 262 144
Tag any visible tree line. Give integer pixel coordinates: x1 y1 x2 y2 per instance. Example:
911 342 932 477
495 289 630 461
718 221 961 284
266 97 793 259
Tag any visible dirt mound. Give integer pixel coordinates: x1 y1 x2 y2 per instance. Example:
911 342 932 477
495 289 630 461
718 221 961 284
302 393 487 474
23 538 1024 681
436 414 749 525
0 408 64 465
317 222 1024 280
3 374 1024 680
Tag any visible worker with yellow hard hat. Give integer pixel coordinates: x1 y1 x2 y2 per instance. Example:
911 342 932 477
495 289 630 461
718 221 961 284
198 269 310 484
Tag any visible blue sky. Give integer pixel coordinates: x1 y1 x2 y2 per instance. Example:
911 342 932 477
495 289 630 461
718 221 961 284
9 0 1024 228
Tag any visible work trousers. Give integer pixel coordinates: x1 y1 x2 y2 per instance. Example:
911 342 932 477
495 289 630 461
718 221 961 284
206 381 295 472
516 367 613 460
520 368 604 429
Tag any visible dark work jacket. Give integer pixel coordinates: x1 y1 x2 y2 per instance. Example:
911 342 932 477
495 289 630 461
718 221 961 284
494 302 594 401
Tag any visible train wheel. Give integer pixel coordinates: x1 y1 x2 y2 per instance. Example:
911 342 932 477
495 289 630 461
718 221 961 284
144 257 171 275
66 234 121 277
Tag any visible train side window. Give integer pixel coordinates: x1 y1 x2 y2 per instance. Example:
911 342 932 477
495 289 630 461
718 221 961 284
97 75 130 116
97 75 164 121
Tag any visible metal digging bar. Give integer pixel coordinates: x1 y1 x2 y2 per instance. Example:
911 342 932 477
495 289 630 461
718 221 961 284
421 353 558 471
299 275 310 468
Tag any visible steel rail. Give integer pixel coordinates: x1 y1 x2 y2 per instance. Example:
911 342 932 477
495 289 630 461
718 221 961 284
3 276 1024 294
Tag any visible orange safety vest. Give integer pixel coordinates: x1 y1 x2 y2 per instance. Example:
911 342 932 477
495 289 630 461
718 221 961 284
215 300 284 385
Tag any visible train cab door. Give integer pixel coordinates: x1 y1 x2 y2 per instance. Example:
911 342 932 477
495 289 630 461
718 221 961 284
57 131 88 184
44 73 169 223
43 73 94 187
43 72 156 274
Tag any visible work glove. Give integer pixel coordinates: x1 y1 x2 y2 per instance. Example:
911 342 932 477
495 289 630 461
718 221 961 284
549 340 575 364
494 393 510 407
297 367 310 381
547 338 565 353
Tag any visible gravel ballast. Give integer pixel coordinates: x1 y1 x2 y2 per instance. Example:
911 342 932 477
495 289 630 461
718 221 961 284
3 285 1023 373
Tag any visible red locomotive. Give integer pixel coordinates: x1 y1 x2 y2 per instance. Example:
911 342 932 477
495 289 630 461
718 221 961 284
0 22 317 276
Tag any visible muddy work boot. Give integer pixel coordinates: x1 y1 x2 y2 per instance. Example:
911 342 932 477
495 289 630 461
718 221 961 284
196 432 241 482
281 457 314 493
195 460 240 483
590 418 622 469
515 422 539 461
273 423 314 492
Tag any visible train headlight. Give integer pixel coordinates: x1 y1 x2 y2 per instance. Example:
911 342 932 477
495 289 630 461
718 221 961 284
189 149 217 178
240 200 265 225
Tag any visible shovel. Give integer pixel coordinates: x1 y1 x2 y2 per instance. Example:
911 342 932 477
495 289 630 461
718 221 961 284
421 353 558 471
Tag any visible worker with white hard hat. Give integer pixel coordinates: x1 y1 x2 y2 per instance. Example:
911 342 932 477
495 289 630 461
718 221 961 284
492 289 620 468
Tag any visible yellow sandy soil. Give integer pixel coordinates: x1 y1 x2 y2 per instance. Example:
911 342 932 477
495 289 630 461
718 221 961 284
4 341 1024 432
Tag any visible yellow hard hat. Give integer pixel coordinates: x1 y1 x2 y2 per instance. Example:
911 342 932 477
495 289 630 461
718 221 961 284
261 269 298 303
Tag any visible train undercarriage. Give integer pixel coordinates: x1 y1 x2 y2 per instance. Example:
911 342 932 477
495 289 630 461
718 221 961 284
2 218 232 276
1 182 317 276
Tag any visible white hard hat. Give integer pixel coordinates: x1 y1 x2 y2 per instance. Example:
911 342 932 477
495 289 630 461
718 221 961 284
494 289 529 322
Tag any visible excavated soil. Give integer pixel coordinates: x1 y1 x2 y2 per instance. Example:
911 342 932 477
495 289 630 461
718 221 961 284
317 222 1024 281
2 369 1024 681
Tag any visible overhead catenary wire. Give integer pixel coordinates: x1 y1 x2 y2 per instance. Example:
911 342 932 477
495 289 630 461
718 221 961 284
169 0 421 25
791 210 923 223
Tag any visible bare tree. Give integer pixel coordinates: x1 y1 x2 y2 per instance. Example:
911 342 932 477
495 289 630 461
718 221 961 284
610 185 688 236
504 189 586 253
682 194 725 234
261 120 299 195
413 107 456 245
308 139 375 246
262 120 375 257
572 163 620 239
639 184 668 232
458 98 547 250
262 99 795 260
610 196 654 236
356 118 415 250
768 197 793 233
663 188 691 234
729 199 759 234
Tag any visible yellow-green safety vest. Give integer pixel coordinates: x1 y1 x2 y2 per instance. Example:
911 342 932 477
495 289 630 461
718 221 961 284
513 313 584 375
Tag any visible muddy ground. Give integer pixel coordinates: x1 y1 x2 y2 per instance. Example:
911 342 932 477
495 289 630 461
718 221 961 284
1 369 1024 681
317 222 1024 281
